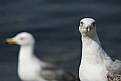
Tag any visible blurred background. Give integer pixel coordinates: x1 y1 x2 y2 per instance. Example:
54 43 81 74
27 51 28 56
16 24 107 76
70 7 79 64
0 0 121 81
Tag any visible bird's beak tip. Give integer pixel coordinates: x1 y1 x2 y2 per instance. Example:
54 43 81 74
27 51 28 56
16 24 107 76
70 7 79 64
5 38 16 44
87 28 91 32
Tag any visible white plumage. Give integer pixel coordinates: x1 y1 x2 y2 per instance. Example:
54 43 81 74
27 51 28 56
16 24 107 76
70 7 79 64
79 18 121 81
6 32 77 81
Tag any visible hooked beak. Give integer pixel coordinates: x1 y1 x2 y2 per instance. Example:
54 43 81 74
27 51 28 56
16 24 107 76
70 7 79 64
5 38 16 44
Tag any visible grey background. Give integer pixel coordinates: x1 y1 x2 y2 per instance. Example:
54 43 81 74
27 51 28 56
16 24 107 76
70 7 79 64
0 0 121 81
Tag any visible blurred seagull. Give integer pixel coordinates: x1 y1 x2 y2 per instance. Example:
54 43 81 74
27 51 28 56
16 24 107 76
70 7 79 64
79 18 121 81
5 32 77 81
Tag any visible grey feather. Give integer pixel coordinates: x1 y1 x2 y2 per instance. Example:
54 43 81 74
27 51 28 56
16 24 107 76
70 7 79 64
107 59 121 75
101 52 121 75
101 51 121 75
40 64 78 81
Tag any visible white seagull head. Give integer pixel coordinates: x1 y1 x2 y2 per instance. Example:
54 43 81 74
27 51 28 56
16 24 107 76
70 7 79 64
79 18 96 37
6 32 35 46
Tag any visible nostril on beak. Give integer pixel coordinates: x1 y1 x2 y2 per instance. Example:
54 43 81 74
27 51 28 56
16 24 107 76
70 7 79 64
87 27 91 32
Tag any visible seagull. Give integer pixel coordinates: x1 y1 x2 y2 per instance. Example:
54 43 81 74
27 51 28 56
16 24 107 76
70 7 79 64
78 18 121 81
5 32 77 81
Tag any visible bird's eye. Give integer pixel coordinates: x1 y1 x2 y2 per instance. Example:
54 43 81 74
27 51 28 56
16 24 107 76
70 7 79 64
80 22 84 25
20 37 24 40
80 22 84 27
92 22 96 26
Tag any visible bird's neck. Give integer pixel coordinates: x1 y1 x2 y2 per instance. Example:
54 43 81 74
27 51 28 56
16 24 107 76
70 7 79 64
19 45 35 61
81 33 104 64
82 33 101 47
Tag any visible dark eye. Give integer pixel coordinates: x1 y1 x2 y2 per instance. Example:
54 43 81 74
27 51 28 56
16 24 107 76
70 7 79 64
20 37 24 40
80 21 84 25
92 22 96 26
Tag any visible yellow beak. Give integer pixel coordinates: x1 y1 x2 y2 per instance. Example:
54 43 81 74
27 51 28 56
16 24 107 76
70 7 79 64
5 38 16 44
87 27 91 32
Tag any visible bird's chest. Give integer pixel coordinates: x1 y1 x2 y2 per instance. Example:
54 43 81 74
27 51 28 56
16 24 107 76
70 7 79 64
82 44 104 64
79 64 108 81
18 61 41 81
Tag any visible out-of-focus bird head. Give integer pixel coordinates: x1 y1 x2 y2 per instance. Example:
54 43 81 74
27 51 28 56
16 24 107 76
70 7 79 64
5 32 35 46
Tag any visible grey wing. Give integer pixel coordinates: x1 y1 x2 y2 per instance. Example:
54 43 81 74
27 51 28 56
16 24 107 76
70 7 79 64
107 59 121 75
40 65 77 81
102 52 121 75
